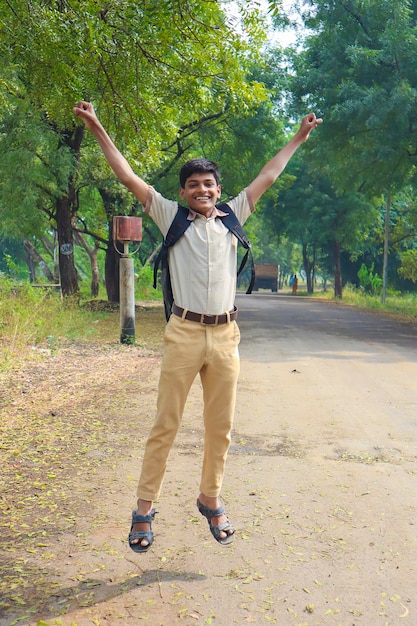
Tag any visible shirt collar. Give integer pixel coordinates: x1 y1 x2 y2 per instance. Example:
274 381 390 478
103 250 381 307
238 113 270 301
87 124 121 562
186 205 228 221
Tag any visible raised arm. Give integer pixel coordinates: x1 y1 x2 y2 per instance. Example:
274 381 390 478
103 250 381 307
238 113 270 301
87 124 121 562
73 101 149 206
246 113 322 204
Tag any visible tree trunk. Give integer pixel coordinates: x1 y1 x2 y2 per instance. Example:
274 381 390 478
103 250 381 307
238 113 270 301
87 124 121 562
146 241 162 266
23 238 55 282
40 233 60 281
56 195 79 296
105 222 120 302
332 239 343 298
302 243 315 294
91 244 100 298
55 125 84 296
53 232 60 282
25 251 37 282
40 234 55 258
98 188 128 303
73 230 100 297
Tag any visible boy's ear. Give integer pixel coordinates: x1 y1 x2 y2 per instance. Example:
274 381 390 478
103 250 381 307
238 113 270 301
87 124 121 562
179 187 185 199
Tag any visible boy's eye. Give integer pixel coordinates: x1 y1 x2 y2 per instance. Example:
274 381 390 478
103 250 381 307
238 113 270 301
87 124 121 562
186 180 216 189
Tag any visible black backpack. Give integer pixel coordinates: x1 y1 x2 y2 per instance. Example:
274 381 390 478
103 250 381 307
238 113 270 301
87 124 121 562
153 202 255 321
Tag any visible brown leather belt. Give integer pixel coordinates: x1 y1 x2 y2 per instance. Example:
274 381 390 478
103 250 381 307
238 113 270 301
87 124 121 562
172 303 238 325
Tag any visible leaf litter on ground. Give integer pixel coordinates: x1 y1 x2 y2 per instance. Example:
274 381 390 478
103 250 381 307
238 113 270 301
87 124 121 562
0 307 166 625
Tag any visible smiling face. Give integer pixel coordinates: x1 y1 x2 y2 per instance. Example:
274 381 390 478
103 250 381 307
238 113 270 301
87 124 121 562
179 172 221 216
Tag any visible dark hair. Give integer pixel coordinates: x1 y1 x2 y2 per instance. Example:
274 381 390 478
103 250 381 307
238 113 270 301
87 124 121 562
179 158 220 188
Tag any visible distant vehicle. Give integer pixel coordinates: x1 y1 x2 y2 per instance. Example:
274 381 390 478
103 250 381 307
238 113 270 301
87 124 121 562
253 264 279 292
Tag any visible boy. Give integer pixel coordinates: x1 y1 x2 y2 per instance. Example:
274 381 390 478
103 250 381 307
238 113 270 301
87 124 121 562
73 101 322 551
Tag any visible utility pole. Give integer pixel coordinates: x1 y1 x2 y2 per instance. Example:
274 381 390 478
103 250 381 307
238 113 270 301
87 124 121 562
382 192 391 305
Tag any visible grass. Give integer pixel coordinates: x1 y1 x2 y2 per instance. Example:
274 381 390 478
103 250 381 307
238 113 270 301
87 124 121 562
0 281 101 370
310 283 417 324
0 275 166 371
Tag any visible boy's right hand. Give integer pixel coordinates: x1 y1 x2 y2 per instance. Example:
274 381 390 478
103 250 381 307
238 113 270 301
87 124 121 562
73 101 99 130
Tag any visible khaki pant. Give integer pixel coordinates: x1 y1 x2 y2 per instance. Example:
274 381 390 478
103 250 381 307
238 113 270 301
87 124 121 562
137 314 241 501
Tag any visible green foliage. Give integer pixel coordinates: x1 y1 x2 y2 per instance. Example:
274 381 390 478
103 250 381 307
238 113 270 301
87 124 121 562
2 254 27 281
342 282 417 318
291 0 417 195
1 0 269 144
135 263 162 301
3 0 416 299
277 0 417 295
0 0 273 297
398 248 417 282
0 104 72 238
0 238 27 275
0 274 109 369
259 148 378 290
357 262 383 294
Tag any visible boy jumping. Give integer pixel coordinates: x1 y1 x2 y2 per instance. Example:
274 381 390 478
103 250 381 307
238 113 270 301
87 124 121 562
73 101 322 551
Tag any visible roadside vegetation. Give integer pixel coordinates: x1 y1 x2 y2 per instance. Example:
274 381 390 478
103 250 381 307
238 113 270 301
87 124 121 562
0 273 165 373
1 270 416 376
314 285 417 323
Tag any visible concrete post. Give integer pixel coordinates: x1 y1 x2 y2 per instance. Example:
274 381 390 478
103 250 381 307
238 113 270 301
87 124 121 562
112 216 142 345
119 251 135 344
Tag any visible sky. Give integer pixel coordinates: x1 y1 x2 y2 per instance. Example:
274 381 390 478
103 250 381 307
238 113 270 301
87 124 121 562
223 0 302 48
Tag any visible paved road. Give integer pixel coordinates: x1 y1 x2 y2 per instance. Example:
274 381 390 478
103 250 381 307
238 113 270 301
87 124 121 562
237 291 417 352
235 291 417 456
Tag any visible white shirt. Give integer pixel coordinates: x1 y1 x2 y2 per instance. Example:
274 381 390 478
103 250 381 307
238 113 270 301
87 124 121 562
145 188 254 315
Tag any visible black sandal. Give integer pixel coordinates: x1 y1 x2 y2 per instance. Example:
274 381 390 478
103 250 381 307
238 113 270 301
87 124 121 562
128 508 156 553
196 499 235 545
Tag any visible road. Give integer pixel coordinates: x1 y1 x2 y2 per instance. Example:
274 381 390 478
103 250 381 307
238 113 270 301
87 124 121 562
231 292 417 625
4 293 416 626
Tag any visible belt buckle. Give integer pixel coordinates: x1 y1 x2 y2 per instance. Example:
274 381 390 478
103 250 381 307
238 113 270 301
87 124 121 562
201 314 218 326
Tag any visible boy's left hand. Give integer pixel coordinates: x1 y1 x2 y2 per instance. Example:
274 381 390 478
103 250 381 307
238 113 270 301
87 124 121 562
300 112 323 141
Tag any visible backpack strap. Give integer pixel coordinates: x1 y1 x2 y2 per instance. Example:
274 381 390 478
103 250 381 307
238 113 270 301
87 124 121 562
217 202 255 294
153 204 190 289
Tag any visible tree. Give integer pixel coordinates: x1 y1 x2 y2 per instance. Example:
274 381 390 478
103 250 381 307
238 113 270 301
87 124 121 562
0 0 270 295
23 239 55 283
259 144 377 295
287 0 417 295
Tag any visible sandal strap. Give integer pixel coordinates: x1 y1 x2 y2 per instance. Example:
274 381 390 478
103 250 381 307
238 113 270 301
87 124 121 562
210 521 234 540
129 530 153 541
131 508 156 524
197 499 225 519
211 520 234 532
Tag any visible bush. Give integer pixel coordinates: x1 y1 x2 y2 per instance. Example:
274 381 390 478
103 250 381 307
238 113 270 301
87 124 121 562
357 262 383 295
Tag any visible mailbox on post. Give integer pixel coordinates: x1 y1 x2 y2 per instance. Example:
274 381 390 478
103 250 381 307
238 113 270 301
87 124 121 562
112 216 143 345
113 216 142 255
